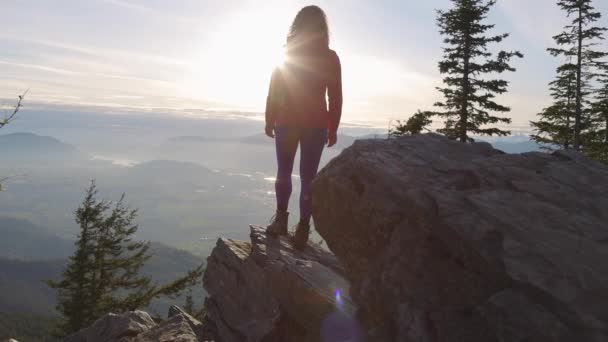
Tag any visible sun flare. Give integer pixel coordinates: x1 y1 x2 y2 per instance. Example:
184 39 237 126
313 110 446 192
183 9 289 108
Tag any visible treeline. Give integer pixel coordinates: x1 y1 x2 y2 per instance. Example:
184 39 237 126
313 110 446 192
0 312 60 342
392 0 608 164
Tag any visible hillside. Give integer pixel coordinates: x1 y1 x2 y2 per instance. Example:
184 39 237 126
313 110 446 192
0 312 59 342
0 217 73 260
0 132 86 162
0 217 206 320
0 258 64 315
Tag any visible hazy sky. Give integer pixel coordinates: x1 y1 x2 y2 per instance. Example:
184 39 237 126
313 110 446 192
1 0 607 129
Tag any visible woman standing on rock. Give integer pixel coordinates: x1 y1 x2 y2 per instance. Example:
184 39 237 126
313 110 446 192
265 5 343 249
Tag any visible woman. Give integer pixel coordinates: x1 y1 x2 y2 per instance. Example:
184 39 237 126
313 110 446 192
265 5 342 250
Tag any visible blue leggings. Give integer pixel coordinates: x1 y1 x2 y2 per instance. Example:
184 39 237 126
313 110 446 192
275 126 328 224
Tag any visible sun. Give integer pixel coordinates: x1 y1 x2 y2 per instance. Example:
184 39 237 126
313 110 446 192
184 9 289 108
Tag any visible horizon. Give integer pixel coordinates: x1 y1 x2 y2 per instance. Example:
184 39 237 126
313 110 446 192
3 0 607 130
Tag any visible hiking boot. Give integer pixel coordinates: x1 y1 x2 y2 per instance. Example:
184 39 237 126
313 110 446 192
292 221 311 250
266 211 289 236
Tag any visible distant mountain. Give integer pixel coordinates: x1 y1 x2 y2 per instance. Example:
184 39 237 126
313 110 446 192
0 245 204 317
0 217 73 260
0 258 64 315
0 132 86 162
487 140 542 154
0 311 59 342
0 217 205 317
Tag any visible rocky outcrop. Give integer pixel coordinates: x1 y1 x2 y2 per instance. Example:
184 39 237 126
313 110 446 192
63 308 208 342
202 226 360 342
312 133 608 341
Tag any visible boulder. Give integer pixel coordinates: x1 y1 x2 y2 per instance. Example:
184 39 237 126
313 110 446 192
63 309 203 342
202 226 361 342
63 311 157 342
132 314 198 342
167 305 207 341
312 133 608 341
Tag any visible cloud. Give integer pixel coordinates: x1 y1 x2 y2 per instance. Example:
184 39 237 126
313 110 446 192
0 60 81 76
98 0 155 12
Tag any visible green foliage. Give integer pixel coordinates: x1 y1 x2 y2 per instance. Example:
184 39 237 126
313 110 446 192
390 111 433 137
0 312 60 342
47 181 205 336
587 68 608 163
433 0 522 142
545 0 607 151
531 63 577 149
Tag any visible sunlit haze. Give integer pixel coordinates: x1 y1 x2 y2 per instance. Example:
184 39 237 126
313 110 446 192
2 0 607 128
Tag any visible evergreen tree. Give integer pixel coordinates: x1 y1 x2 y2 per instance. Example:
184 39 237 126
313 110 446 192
433 0 522 142
531 62 577 149
548 0 607 151
48 181 205 336
588 67 608 162
389 110 433 137
46 184 105 334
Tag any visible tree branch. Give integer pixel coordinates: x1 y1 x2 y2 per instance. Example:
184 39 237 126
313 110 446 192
1 89 28 129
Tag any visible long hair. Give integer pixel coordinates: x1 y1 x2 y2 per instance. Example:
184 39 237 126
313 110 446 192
286 6 330 53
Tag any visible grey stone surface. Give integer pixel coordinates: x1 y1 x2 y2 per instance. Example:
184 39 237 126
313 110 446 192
202 226 360 342
63 309 204 342
132 314 198 342
63 311 156 342
167 305 207 341
312 133 608 341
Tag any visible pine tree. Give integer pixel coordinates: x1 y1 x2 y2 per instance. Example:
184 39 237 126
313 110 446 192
588 67 608 163
548 0 607 151
531 62 577 149
389 110 433 137
46 183 107 334
48 181 205 336
433 0 522 142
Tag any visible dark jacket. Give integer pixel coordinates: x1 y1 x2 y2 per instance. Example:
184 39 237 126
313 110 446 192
265 49 342 133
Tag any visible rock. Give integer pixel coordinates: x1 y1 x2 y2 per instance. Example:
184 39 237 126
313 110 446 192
167 305 208 341
63 310 203 342
63 311 157 342
202 225 361 342
132 314 198 342
312 133 608 341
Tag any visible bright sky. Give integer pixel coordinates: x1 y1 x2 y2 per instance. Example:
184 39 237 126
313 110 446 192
1 0 607 129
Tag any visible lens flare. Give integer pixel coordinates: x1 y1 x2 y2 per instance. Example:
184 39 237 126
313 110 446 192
334 288 343 310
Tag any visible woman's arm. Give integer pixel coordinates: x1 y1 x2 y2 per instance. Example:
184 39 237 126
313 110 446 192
327 52 343 134
265 68 282 137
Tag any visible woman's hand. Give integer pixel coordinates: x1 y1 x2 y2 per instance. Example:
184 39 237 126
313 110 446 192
327 131 337 147
265 125 275 138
